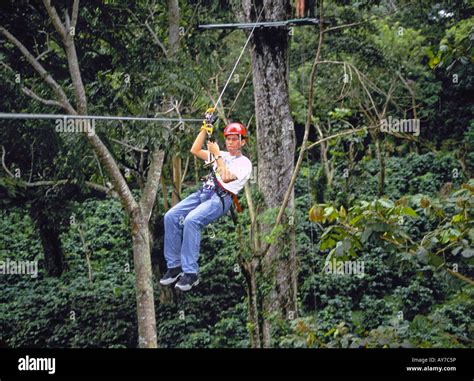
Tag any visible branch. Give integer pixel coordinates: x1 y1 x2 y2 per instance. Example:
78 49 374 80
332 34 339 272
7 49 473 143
140 148 165 221
4 3 136 216
110 138 148 153
446 267 474 286
71 0 80 29
21 86 68 110
181 155 190 184
84 181 113 195
6 177 115 196
183 1 201 37
42 0 67 42
0 27 76 114
325 0 416 34
144 20 168 58
35 47 52 61
2 61 66 110
305 126 375 151
124 8 168 58
1 146 14 178
396 71 417 120
28 139 36 183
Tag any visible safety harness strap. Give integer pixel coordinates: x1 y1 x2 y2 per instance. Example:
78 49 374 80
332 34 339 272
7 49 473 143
210 171 243 213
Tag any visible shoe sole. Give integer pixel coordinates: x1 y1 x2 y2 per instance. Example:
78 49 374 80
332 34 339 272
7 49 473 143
175 279 199 291
159 272 183 286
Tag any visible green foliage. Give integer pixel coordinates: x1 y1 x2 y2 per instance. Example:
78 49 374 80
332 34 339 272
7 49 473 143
0 0 473 350
280 287 473 348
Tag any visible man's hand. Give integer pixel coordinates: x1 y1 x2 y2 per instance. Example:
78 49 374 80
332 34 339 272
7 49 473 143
207 141 221 157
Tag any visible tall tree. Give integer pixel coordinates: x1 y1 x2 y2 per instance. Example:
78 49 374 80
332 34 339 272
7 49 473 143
0 0 165 347
236 0 297 347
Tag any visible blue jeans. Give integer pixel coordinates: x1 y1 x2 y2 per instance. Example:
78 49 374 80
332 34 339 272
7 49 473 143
164 188 232 274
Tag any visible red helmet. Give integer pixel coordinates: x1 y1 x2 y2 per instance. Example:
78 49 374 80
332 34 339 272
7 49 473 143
224 122 247 138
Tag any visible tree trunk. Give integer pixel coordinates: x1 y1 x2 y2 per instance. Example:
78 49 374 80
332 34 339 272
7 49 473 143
240 0 297 347
30 205 64 277
374 136 385 197
241 259 261 348
167 0 180 58
4 0 165 347
171 156 182 206
316 122 334 190
131 208 157 348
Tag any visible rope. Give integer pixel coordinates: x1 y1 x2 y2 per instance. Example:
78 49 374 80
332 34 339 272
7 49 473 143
212 7 265 112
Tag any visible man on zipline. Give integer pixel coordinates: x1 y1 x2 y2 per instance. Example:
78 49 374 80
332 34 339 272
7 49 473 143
160 120 252 291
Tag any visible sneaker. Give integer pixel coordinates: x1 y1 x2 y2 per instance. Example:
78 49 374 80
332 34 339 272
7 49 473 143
159 267 183 286
175 273 199 291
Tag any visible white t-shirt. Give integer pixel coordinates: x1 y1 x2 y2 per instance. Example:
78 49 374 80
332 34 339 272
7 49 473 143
205 151 252 194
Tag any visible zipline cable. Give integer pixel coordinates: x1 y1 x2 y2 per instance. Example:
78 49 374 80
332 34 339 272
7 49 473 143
0 113 201 123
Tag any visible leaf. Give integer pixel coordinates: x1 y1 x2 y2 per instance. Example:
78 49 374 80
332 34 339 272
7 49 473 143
320 238 336 251
324 206 335 218
342 238 351 251
416 247 429 264
339 205 347 219
378 198 394 209
349 214 364 226
450 229 462 239
420 198 430 208
429 55 440 69
439 44 449 52
361 228 372 243
461 249 474 258
427 253 444 267
401 207 418 218
309 206 325 223
335 242 345 257
372 222 391 232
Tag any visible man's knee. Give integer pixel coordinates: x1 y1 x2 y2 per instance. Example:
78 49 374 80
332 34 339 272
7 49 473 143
183 213 201 228
164 209 178 224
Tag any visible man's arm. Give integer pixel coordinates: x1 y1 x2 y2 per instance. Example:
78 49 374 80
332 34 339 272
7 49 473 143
206 141 238 183
190 129 210 161
215 156 237 183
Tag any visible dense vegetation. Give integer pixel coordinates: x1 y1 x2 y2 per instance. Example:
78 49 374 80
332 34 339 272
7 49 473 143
0 0 472 348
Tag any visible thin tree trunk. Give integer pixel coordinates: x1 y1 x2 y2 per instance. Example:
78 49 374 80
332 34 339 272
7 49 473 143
171 156 182 206
374 136 385 196
160 175 169 212
131 208 157 347
241 259 261 348
30 205 65 277
44 0 159 347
